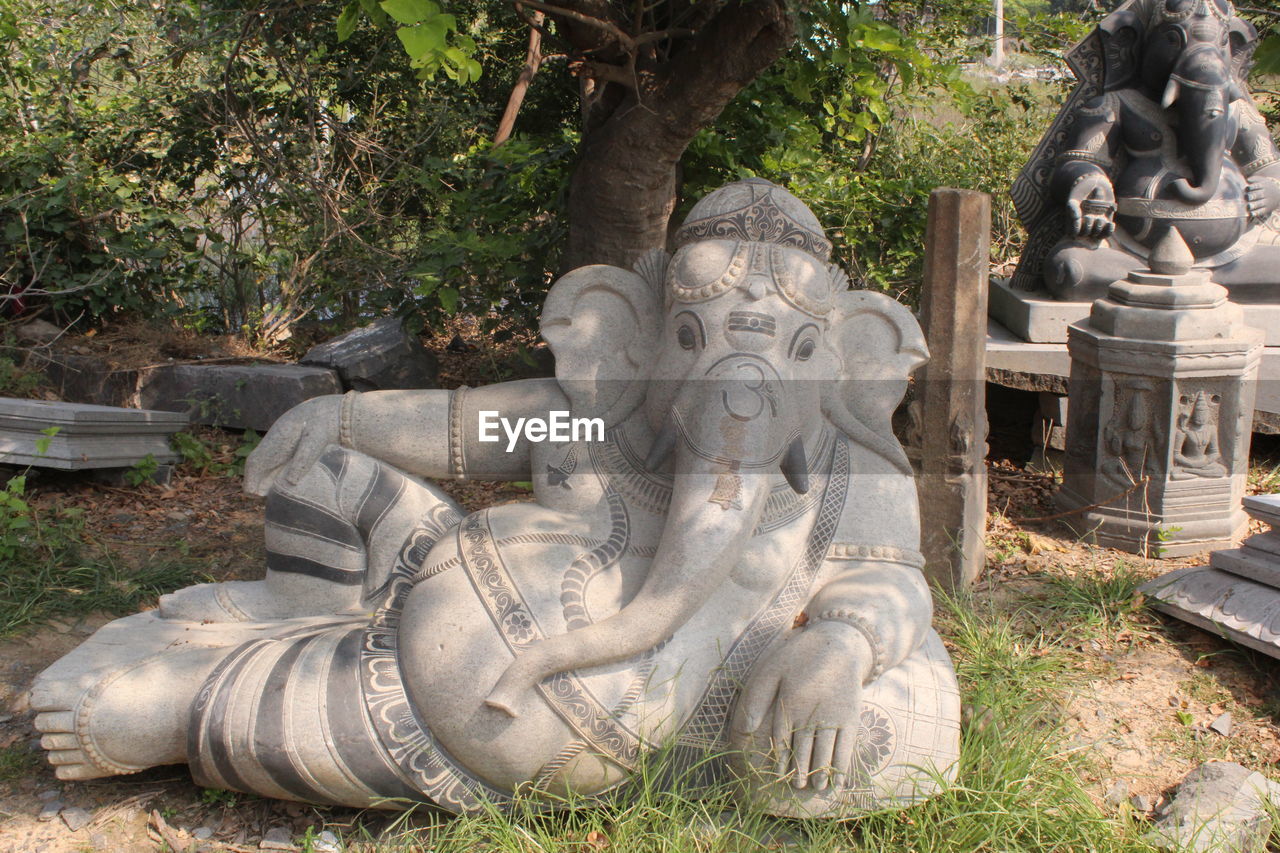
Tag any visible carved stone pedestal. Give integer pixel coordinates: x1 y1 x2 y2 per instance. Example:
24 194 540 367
1057 231 1262 557
1143 495 1280 659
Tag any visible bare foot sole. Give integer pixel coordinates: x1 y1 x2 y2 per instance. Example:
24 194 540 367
32 647 226 780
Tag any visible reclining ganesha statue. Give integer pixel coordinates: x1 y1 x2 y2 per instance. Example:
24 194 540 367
1011 0 1280 300
30 179 960 817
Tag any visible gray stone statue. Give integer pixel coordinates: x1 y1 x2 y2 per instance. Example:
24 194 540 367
29 180 959 818
1011 0 1280 301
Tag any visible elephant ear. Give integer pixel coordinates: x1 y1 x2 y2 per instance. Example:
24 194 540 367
1097 7 1144 92
540 263 662 426
1227 14 1259 83
822 289 929 474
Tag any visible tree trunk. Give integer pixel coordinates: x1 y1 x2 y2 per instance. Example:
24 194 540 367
563 0 794 270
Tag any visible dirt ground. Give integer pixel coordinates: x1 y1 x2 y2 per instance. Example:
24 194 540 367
3 322 1280 850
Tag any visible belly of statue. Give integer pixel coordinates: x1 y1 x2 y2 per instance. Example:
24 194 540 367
1113 157 1249 258
394 500 801 794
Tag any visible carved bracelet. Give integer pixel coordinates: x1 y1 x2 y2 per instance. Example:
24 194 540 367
449 385 470 482
813 608 886 682
338 390 358 448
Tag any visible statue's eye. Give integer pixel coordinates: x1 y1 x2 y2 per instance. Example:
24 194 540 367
677 325 697 350
795 338 816 361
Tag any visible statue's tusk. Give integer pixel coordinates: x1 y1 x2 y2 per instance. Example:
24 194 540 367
645 415 679 473
780 435 809 494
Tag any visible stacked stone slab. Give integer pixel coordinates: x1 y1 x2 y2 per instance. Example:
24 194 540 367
1057 229 1262 557
1144 495 1280 661
300 317 438 392
0 398 186 470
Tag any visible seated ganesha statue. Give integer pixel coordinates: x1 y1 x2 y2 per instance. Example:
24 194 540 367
30 179 960 818
1010 0 1280 300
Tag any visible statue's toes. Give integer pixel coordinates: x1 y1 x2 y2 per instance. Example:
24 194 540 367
33 713 124 780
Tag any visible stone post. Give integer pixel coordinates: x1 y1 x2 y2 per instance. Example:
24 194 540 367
915 188 991 589
1057 229 1262 557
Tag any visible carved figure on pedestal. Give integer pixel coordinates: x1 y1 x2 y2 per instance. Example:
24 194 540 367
1172 389 1228 479
1102 378 1163 485
29 180 959 818
1011 0 1280 300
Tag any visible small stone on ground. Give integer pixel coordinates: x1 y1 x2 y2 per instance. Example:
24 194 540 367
1209 712 1233 737
60 806 92 832
312 829 341 852
260 825 296 850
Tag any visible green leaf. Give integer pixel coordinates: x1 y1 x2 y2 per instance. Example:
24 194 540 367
381 0 436 25
397 22 446 61
438 287 459 314
1255 35 1280 77
337 1 359 42
358 0 388 26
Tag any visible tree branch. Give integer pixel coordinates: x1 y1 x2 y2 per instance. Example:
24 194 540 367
495 11 546 145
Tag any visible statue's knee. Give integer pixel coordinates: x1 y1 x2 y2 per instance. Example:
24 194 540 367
1045 248 1087 299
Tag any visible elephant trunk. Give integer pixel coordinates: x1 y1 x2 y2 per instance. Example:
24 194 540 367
484 415 779 718
1163 46 1234 207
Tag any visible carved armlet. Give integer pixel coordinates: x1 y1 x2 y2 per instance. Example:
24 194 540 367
339 390 358 448
825 543 925 569
449 385 470 481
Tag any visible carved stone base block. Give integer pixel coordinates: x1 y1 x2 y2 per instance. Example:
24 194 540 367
1143 496 1280 659
1057 232 1262 557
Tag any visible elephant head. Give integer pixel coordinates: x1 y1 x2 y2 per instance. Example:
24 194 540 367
485 180 927 716
1141 0 1251 204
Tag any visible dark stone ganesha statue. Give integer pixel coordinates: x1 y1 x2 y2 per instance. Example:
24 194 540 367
1011 0 1280 300
28 180 960 818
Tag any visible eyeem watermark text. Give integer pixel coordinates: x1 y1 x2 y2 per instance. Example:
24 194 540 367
478 411 604 452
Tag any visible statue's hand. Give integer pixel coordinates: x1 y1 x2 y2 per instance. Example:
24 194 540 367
738 620 875 791
1247 176 1280 224
243 395 344 496
1065 176 1116 240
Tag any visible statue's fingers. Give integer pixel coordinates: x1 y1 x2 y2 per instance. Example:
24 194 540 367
281 433 323 487
772 701 792 781
791 725 815 789
830 726 858 791
243 445 289 496
1100 219 1115 238
739 654 784 733
810 726 839 791
1067 200 1084 235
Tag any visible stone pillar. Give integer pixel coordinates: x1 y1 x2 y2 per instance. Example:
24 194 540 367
1057 229 1262 557
915 188 990 589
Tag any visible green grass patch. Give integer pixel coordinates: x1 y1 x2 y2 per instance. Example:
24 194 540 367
0 475 207 636
0 744 42 784
1030 562 1151 642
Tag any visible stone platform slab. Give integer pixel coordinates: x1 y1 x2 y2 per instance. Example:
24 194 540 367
0 398 187 470
990 277 1280 345
986 318 1280 433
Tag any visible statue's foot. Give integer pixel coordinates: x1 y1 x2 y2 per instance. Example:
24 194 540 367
33 647 226 779
158 576 363 623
